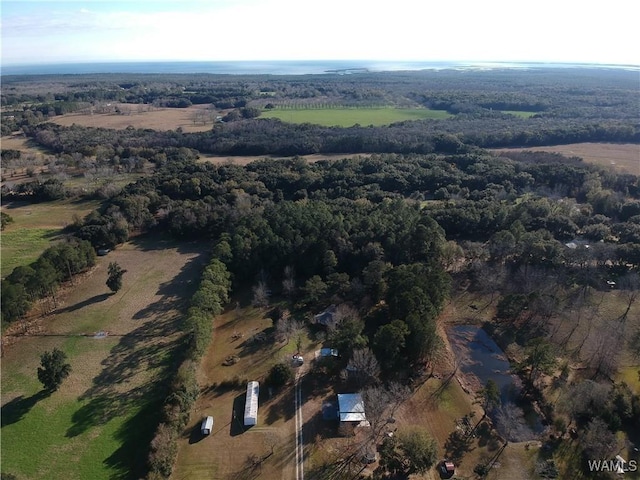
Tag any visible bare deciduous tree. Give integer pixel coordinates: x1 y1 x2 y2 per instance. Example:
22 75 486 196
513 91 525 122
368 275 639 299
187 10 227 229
362 382 411 443
282 266 296 297
347 348 380 387
251 281 271 308
275 312 302 347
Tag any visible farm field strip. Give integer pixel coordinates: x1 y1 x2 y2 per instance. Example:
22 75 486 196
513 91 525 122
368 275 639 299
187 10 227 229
196 152 371 166
260 107 452 126
48 103 216 132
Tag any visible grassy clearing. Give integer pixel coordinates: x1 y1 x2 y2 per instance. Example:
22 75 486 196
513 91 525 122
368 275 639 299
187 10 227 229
261 107 452 127
500 110 538 118
1 228 60 277
174 303 319 480
1 198 100 277
1 237 207 480
618 366 640 394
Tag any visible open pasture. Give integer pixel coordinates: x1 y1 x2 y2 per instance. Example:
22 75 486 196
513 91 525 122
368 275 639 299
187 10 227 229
1 237 206 480
494 142 640 175
260 107 452 127
49 103 217 133
1 199 100 277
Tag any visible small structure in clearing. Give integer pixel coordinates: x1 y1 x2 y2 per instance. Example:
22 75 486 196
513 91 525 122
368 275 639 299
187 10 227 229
313 304 338 328
244 381 259 426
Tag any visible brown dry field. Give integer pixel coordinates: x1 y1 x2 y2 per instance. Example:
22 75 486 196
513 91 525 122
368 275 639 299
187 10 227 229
197 152 372 166
49 103 216 133
1 135 50 154
493 143 640 176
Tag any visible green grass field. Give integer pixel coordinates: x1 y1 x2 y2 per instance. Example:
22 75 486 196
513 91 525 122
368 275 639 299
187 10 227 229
1 199 100 277
261 107 452 126
1 239 206 480
1 228 61 277
500 110 538 118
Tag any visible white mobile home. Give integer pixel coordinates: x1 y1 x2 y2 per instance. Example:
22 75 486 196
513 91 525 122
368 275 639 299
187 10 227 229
201 415 214 435
244 381 259 426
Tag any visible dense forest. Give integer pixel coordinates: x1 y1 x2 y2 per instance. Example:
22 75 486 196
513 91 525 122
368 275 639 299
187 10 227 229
2 67 639 479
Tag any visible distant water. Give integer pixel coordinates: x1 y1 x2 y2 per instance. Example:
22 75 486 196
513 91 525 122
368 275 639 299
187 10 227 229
2 60 638 76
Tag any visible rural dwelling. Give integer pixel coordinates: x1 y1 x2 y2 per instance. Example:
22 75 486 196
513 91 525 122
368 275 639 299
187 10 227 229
337 393 366 422
244 381 259 426
313 305 338 328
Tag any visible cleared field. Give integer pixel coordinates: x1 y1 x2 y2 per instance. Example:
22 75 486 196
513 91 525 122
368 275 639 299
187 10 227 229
261 107 452 127
494 143 640 175
501 110 538 118
1 199 100 277
49 103 216 133
1 135 50 155
197 152 371 166
173 304 320 480
1 237 207 480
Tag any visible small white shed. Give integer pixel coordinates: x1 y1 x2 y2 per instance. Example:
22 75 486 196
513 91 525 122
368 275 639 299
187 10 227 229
244 381 260 426
201 416 213 435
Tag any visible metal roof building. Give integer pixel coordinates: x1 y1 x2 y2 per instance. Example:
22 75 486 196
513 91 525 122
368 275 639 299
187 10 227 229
337 393 366 422
244 381 259 426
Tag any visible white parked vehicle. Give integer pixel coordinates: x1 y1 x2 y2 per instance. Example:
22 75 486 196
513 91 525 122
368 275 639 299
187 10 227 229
201 416 213 435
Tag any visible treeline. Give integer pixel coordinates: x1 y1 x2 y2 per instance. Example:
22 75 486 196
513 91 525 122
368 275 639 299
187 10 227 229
147 257 231 480
1 239 96 323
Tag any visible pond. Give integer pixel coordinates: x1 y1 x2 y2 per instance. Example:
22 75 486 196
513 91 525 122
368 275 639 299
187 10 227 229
448 325 520 401
447 325 546 441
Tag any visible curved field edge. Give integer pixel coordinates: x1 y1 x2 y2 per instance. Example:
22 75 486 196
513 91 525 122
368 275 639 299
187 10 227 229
0 237 207 480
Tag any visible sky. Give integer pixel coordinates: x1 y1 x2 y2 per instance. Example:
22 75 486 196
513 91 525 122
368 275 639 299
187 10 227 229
1 0 639 66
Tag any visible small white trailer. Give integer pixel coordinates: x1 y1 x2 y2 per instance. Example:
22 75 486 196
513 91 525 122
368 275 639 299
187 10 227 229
201 415 214 435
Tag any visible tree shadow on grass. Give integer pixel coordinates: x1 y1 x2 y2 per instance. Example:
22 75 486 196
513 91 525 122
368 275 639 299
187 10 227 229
235 327 275 358
1 390 51 428
444 429 475 464
131 254 207 321
55 292 111 314
102 395 165 480
64 243 206 478
264 384 295 425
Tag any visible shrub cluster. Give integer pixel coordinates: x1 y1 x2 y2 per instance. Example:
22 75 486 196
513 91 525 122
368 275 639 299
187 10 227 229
146 257 231 479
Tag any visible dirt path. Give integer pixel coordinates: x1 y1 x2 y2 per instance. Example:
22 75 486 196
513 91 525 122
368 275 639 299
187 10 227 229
295 371 305 480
